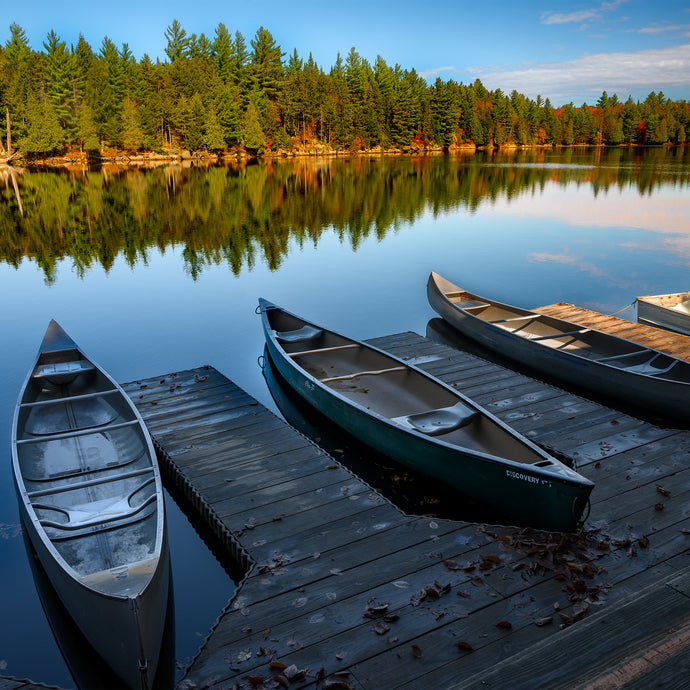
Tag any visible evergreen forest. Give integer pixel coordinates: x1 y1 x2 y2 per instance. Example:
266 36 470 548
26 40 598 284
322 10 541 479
1 20 688 157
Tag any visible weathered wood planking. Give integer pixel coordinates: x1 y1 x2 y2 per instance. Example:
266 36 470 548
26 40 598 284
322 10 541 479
535 303 690 360
120 331 689 690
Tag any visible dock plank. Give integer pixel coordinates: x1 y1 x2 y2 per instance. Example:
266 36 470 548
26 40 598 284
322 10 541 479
534 303 690 361
118 328 689 690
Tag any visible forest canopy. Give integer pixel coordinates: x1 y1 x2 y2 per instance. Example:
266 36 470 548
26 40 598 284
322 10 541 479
0 20 688 156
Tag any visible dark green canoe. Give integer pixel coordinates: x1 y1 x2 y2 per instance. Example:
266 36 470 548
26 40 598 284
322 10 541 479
258 299 593 532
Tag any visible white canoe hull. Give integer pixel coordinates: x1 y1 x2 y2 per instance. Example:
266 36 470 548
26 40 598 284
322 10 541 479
637 292 690 336
12 321 170 689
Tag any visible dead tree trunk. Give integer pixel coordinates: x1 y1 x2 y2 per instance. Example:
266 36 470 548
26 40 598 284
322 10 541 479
6 109 11 156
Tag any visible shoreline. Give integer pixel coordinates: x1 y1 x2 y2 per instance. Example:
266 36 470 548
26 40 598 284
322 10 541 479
0 144 688 170
4 141 683 171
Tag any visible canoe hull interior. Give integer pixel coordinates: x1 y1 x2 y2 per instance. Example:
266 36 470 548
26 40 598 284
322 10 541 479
427 273 690 424
260 300 593 533
12 320 170 689
637 292 690 337
21 501 171 690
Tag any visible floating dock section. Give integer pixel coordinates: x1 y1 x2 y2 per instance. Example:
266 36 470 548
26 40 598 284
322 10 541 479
119 311 690 689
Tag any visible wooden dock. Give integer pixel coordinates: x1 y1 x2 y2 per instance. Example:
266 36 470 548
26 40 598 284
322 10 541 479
118 308 690 690
535 302 690 361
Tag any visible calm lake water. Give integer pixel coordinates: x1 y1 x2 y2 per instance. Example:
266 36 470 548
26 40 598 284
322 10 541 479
1 147 689 687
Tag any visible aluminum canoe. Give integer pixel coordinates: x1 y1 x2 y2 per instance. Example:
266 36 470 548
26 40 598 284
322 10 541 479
258 299 593 532
637 291 690 336
428 272 690 424
11 320 170 689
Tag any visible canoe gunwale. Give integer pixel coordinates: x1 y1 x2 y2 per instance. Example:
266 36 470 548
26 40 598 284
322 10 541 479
258 299 593 492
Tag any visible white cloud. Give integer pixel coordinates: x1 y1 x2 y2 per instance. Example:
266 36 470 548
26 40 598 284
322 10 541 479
638 23 690 36
541 0 629 26
471 43 690 103
418 66 458 81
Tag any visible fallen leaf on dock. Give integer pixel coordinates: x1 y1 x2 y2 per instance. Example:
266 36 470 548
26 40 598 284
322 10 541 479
373 621 390 635
411 644 423 658
392 580 411 588
364 602 389 618
456 641 474 651
320 671 354 689
284 664 307 681
236 649 252 662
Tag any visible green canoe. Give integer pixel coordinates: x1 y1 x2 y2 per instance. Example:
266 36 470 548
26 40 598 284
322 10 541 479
259 299 593 532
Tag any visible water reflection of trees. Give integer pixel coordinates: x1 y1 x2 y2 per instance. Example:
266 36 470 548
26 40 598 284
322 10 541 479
1 147 688 282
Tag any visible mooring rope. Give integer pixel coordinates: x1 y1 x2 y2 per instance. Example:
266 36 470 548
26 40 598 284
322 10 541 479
607 299 637 317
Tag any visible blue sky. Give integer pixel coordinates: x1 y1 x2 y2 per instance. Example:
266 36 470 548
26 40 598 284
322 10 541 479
4 0 689 105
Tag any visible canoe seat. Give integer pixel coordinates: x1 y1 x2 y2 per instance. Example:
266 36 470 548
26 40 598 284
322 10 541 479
393 401 478 436
455 300 490 310
33 360 95 385
528 328 590 342
672 300 690 314
36 478 157 533
275 325 323 344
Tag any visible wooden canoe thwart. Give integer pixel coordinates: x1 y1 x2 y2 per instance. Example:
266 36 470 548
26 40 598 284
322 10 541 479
258 298 593 533
11 320 170 689
637 290 690 336
427 272 690 425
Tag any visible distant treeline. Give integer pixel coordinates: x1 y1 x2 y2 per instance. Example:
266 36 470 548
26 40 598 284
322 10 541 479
1 20 688 156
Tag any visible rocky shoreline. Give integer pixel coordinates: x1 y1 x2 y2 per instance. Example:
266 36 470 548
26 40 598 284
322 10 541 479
5 140 481 169
4 139 667 171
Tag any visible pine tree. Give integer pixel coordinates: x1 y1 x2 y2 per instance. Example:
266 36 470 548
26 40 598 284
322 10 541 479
250 27 284 101
76 102 100 150
214 23 233 83
94 36 126 144
204 105 226 150
216 86 241 145
23 91 64 152
43 30 74 136
241 94 266 151
186 92 206 150
121 96 144 150
3 24 32 143
165 20 189 63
